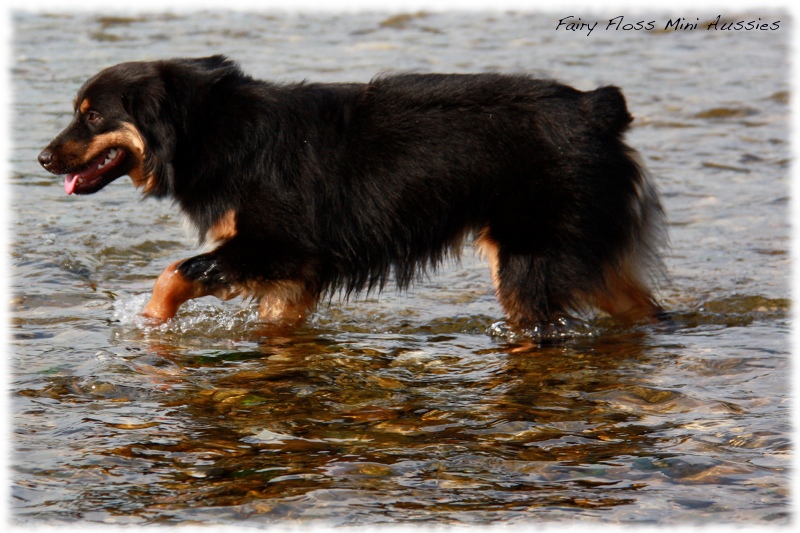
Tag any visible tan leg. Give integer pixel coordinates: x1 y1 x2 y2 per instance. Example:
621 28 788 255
142 258 318 327
475 229 549 326
141 260 209 321
475 228 501 290
477 227 663 326
588 272 663 323
257 280 317 327
475 229 531 325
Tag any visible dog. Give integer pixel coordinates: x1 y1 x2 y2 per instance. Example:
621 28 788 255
38 55 666 330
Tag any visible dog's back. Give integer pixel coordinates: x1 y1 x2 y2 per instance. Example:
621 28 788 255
295 74 665 324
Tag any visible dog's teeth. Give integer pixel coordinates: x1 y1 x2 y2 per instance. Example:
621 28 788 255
98 149 118 169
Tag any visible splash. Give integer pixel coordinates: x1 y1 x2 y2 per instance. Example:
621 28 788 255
111 293 262 337
486 316 598 343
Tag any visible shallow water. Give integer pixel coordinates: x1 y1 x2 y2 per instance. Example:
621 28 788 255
9 10 791 527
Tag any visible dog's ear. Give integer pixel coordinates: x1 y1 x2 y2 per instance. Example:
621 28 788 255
121 69 176 198
181 55 240 76
116 57 243 197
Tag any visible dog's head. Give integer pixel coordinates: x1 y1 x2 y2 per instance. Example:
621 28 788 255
38 55 239 197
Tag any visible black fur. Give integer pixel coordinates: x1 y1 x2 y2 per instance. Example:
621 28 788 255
39 55 666 327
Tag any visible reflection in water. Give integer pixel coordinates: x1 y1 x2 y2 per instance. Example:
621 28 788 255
18 302 789 524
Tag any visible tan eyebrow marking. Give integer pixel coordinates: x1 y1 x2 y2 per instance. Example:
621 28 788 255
79 98 91 114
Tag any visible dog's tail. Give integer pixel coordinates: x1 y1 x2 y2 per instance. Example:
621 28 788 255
582 86 633 135
574 86 669 323
585 148 669 324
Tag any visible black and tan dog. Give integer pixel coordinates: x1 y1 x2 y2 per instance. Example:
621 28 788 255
39 56 666 329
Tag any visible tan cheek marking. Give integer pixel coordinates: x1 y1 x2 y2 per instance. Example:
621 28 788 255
120 123 157 192
120 122 146 155
205 210 237 244
81 122 155 191
84 123 146 160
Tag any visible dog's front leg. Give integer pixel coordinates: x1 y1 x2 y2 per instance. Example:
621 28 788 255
141 253 235 321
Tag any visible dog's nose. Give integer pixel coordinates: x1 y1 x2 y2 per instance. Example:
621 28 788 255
38 149 54 168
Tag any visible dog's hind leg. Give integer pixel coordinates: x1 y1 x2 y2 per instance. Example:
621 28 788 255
476 229 571 327
581 259 665 324
476 228 663 327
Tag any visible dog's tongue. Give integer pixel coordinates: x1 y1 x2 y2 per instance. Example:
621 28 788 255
62 148 119 195
64 173 80 195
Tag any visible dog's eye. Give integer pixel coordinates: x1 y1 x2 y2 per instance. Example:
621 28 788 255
86 111 101 124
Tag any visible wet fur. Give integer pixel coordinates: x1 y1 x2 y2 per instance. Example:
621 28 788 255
39 55 666 328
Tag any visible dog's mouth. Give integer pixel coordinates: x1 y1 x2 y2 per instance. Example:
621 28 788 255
64 147 127 195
